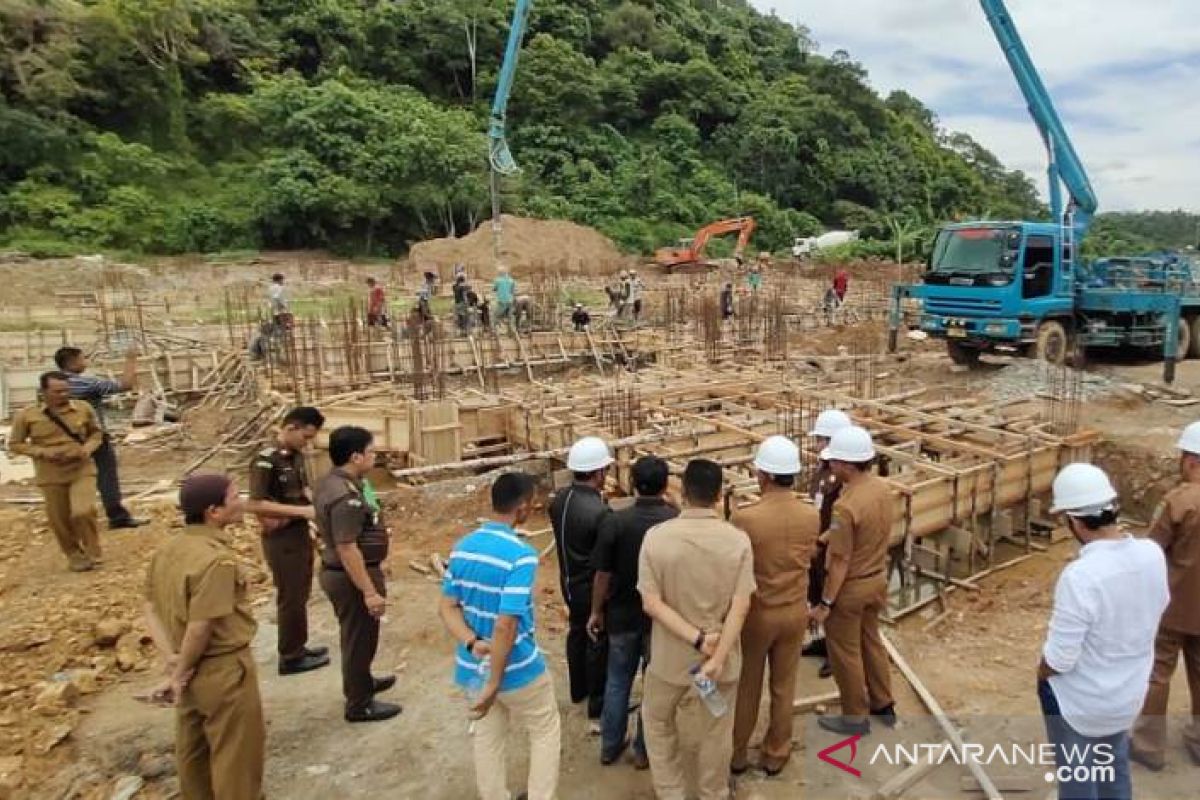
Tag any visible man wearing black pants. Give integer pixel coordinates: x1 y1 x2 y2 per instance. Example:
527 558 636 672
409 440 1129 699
551 436 613 726
56 346 144 529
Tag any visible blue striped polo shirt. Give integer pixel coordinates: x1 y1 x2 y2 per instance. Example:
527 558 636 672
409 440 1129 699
442 521 546 693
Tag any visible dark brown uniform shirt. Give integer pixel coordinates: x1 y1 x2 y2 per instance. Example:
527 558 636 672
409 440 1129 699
825 473 893 580
313 468 389 568
732 492 819 607
145 524 256 655
7 401 102 485
249 445 311 531
1149 482 1200 635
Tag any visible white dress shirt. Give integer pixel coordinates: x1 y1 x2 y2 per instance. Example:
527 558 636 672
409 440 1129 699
1043 535 1168 737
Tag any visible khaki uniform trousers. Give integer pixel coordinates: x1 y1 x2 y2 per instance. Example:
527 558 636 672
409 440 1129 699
733 600 806 769
41 474 100 566
643 670 738 800
472 672 562 800
826 574 892 721
175 648 265 800
1132 627 1200 765
261 522 314 661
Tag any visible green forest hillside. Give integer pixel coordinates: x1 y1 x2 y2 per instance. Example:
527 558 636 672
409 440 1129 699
0 0 1047 258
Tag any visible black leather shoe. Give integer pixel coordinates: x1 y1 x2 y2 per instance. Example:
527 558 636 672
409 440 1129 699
871 704 898 729
600 737 628 766
304 646 329 659
818 715 870 736
802 638 828 658
818 659 833 679
278 653 330 675
372 674 397 694
345 700 402 723
108 517 147 529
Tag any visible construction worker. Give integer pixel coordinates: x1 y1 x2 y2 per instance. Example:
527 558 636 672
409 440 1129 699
143 473 265 800
314 426 401 723
832 267 850 304
639 459 755 800
440 472 562 800
804 409 853 678
572 303 591 332
731 436 819 776
810 426 896 736
494 266 516 327
1132 422 1200 770
720 282 735 321
453 275 472 334
366 277 388 328
7 371 104 571
550 436 613 726
55 345 145 529
617 271 631 318
628 269 644 323
589 456 678 769
747 263 763 293
1040 464 1167 799
268 272 292 330
245 406 329 676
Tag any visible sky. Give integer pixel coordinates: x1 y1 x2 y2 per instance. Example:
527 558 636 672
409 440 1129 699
749 0 1200 212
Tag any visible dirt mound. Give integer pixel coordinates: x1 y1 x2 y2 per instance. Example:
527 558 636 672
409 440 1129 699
406 215 630 279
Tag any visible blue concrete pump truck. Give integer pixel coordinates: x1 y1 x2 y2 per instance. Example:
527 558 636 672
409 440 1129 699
887 0 1197 384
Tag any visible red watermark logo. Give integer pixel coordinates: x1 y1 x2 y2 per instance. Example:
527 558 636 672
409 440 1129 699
818 734 863 778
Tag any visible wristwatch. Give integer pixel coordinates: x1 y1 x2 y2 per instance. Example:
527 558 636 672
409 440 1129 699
819 598 835 609
466 635 478 651
693 629 706 651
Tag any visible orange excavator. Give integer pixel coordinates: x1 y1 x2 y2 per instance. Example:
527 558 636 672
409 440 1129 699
654 216 756 273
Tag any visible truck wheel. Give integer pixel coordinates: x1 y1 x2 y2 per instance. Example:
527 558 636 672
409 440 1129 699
1177 316 1193 360
1035 320 1069 365
1187 316 1200 359
946 341 981 367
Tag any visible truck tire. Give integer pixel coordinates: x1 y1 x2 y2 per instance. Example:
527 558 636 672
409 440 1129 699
1035 320 1069 365
1188 316 1200 359
1177 316 1193 360
946 341 981 367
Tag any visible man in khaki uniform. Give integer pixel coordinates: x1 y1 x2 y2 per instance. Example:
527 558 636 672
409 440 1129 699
7 371 104 571
810 426 895 736
731 437 819 776
314 426 400 722
143 474 264 800
245 406 329 676
1132 421 1200 769
639 459 756 800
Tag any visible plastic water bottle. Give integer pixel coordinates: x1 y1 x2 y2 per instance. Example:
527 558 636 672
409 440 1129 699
464 659 490 733
689 665 728 718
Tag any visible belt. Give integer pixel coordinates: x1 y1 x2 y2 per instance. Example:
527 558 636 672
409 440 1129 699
847 568 884 581
322 562 382 572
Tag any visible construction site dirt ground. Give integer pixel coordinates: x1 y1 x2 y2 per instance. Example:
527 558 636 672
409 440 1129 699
1 351 1199 799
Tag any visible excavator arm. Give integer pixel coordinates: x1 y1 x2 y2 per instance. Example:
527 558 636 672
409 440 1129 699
692 217 756 261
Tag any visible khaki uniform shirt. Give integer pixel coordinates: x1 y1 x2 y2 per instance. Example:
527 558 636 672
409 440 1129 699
7 401 102 485
145 524 256 656
732 491 819 608
314 468 389 568
638 508 756 686
826 473 893 580
249 444 311 532
1149 482 1200 635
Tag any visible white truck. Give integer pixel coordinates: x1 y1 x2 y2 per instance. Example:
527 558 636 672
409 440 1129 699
793 230 859 258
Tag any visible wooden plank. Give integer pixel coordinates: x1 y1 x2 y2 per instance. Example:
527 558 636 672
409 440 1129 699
873 755 943 800
792 690 840 714
881 631 1003 800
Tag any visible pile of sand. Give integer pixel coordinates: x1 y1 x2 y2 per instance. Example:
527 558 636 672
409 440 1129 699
406 215 630 279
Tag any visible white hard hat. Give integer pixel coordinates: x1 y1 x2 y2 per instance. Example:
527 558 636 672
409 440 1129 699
1049 463 1118 515
810 409 852 438
821 426 875 462
1177 421 1200 455
567 436 613 472
754 436 801 476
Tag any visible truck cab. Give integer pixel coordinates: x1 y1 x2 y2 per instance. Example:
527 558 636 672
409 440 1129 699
899 221 1075 364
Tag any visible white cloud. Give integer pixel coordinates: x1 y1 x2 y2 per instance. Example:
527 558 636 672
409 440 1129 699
751 0 1200 211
